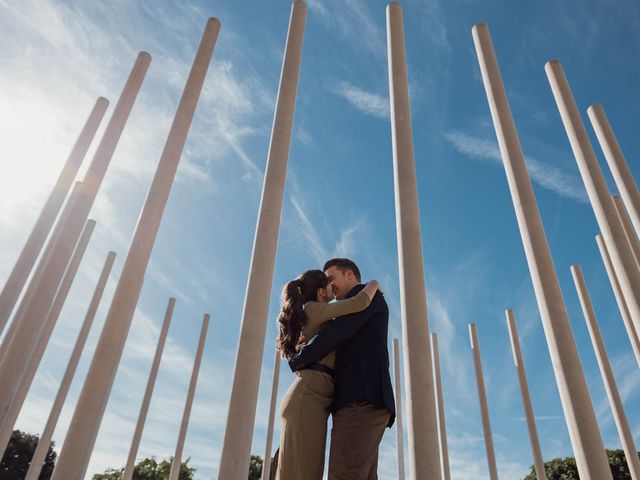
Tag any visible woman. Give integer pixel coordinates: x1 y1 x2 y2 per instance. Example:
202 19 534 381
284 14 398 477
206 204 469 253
275 269 380 480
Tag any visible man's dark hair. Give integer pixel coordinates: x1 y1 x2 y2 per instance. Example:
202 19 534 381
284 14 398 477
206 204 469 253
323 258 361 282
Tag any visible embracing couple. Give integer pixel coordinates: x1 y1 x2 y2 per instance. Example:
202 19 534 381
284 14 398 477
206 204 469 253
274 258 396 480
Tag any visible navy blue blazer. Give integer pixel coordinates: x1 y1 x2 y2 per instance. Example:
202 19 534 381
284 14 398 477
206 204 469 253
288 284 396 427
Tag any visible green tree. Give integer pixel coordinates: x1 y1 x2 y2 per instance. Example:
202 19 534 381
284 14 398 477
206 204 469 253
523 449 640 479
0 429 56 480
91 456 195 480
248 454 263 480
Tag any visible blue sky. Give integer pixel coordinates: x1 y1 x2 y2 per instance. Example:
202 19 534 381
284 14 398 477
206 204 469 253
0 0 639 478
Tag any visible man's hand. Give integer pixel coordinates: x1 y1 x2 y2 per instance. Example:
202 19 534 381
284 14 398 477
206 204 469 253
288 335 317 372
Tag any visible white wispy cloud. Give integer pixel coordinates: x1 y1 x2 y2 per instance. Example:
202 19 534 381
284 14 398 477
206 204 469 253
332 217 366 258
416 0 451 53
616 363 640 403
295 125 314 147
290 195 330 265
445 131 589 203
307 0 385 60
447 432 490 479
594 351 640 428
306 0 329 17
192 58 268 183
332 81 389 119
285 173 368 269
442 432 531 479
430 296 468 393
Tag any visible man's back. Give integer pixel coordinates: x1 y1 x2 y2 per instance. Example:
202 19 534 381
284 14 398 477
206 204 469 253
333 285 395 422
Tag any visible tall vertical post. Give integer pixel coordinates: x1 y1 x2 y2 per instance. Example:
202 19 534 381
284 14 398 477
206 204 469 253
51 21 219 480
505 310 546 480
24 251 116 480
596 234 640 369
392 338 405 480
431 334 450 480
472 23 611 479
0 53 151 426
168 314 209 480
260 351 281 480
587 104 640 238
0 97 108 335
122 298 176 480
386 4 440 478
546 61 640 340
469 324 499 480
612 195 640 270
0 219 96 454
218 3 306 478
0 180 84 363
571 265 640 480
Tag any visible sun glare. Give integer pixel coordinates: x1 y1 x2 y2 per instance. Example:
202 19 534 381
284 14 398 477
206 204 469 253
0 92 75 220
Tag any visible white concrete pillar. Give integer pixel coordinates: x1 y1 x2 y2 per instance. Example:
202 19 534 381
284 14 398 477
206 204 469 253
588 104 640 238
505 310 546 480
0 97 108 335
393 338 405 480
596 234 640 370
0 180 84 364
0 52 150 426
0 219 96 454
218 3 306 478
386 4 440 478
571 265 640 480
612 195 640 271
546 60 640 344
24 250 116 480
122 297 176 480
472 23 611 479
431 334 450 480
51 21 219 480
469 324 498 480
260 351 281 480
168 314 209 480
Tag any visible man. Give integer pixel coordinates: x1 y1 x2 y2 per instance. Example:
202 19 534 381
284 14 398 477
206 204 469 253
288 258 395 479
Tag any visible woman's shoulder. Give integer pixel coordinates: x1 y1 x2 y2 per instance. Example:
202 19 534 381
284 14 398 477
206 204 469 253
303 301 327 319
303 300 321 311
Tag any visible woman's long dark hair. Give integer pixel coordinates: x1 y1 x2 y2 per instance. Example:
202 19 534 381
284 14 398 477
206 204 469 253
276 269 329 359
